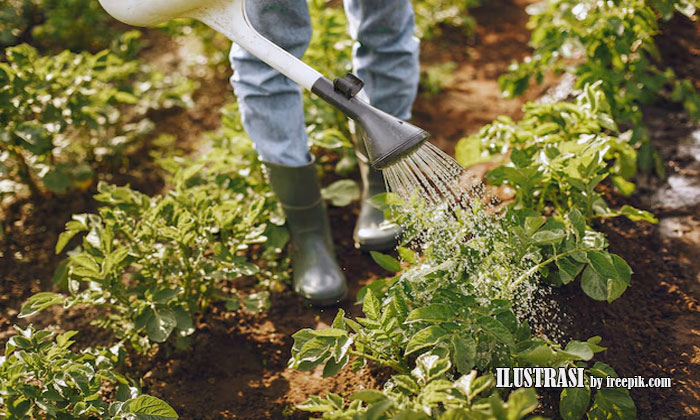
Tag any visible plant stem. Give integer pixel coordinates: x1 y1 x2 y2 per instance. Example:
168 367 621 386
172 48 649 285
348 349 408 373
510 247 583 291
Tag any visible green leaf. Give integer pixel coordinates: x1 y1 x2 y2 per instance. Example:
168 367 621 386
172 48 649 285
362 290 381 321
556 257 585 285
15 121 52 155
397 246 417 264
350 389 387 403
152 288 181 304
225 296 241 311
580 266 607 301
19 292 64 318
244 291 270 313
406 304 456 323
516 344 559 366
619 205 657 223
611 176 635 197
294 337 333 367
587 251 617 280
588 388 636 420
122 395 179 420
51 259 70 287
173 307 194 337
146 309 177 343
42 169 72 194
312 328 348 338
474 314 515 348
585 251 630 302
531 229 566 246
405 325 449 355
590 362 618 378
322 354 348 377
560 387 590 420
567 209 586 237
415 349 452 381
525 216 546 236
611 254 632 285
455 136 484 168
452 334 477 374
370 251 401 272
331 308 346 329
564 341 594 361
506 387 538 419
321 179 360 207
606 277 628 303
70 254 102 278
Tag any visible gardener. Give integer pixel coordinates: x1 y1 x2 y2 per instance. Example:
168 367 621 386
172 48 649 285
229 0 419 305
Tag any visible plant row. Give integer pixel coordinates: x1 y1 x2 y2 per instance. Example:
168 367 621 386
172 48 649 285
281 0 700 417
500 0 700 176
2 0 682 418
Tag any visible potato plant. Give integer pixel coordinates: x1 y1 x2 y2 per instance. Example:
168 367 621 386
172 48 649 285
457 83 657 223
20 136 288 353
499 0 700 171
289 192 635 418
455 84 656 298
0 40 194 197
0 325 177 420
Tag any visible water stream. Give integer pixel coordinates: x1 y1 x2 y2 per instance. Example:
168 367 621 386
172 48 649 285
380 141 565 341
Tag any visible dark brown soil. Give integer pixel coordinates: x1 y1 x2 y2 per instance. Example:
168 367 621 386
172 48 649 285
2 1 700 419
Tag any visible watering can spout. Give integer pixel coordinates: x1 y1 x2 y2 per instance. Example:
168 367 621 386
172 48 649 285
312 77 429 169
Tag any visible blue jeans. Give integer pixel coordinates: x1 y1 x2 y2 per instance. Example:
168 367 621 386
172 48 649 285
229 0 420 166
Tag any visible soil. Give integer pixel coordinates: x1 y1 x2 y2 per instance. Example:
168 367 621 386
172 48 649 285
1 1 700 419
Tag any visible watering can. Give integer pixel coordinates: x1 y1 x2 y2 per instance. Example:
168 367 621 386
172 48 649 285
98 0 429 169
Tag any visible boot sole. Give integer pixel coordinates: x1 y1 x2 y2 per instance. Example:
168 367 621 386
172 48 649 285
303 289 348 307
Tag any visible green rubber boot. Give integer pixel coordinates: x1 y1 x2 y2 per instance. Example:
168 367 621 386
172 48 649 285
351 123 402 251
264 160 347 306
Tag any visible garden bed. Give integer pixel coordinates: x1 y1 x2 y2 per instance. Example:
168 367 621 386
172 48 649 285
1 0 699 419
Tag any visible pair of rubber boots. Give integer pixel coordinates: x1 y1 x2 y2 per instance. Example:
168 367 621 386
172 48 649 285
263 132 399 306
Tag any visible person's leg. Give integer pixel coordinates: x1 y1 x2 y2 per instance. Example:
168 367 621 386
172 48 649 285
229 0 346 305
229 0 312 166
343 0 420 120
343 0 419 250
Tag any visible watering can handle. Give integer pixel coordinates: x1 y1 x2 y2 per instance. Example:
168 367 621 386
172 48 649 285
98 0 324 90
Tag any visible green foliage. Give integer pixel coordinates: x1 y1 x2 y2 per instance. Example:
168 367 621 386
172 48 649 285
0 0 118 51
20 135 288 352
455 85 650 299
413 0 482 40
0 325 177 420
298 372 539 420
0 40 194 197
458 83 657 223
290 166 636 418
500 0 700 148
290 286 634 419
